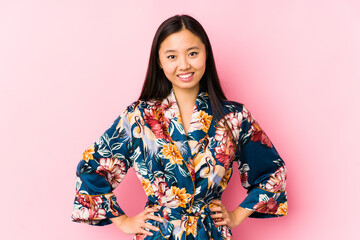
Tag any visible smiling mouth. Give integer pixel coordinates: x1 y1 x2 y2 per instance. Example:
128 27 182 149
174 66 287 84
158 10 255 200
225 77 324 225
177 72 194 79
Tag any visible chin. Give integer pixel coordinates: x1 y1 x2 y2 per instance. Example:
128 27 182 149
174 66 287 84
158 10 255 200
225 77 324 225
172 81 200 90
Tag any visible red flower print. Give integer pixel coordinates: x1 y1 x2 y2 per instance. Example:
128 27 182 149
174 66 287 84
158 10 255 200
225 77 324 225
253 197 279 214
265 166 287 192
215 112 242 142
214 140 236 170
213 112 240 170
143 108 171 142
250 122 273 148
152 176 170 206
77 195 103 209
72 201 106 221
96 158 127 189
240 171 248 184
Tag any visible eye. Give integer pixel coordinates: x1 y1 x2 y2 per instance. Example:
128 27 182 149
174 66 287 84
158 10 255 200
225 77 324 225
167 55 176 60
189 52 198 57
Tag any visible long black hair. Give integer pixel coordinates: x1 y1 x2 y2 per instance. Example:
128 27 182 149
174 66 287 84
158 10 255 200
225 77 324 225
138 14 227 120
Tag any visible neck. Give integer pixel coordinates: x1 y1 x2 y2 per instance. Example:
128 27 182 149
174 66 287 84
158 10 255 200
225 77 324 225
172 85 200 109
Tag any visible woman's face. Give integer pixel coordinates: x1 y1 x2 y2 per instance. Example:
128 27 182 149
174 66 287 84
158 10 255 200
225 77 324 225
158 28 207 93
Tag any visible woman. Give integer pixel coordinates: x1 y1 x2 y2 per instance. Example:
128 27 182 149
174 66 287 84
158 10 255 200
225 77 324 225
71 14 288 240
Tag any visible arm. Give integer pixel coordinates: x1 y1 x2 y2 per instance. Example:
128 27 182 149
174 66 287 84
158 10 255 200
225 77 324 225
210 200 254 228
236 104 288 218
210 104 287 228
71 107 134 226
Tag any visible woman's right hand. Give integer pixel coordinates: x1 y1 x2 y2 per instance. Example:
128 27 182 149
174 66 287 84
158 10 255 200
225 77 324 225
110 206 164 236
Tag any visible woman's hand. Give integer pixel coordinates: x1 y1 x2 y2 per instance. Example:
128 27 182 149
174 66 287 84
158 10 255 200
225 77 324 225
110 206 164 237
209 199 253 229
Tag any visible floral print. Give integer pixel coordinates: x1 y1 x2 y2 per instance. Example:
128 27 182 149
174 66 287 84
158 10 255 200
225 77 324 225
253 196 279 214
72 87 288 239
161 144 183 165
168 186 192 208
264 166 287 192
82 145 95 162
152 176 169 206
141 178 154 196
276 202 288 215
96 157 127 189
189 110 212 132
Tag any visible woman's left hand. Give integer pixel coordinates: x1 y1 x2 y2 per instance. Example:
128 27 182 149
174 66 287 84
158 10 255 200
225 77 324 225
209 199 238 229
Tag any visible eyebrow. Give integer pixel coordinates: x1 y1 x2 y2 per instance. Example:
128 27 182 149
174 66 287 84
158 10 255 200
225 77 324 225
164 46 200 54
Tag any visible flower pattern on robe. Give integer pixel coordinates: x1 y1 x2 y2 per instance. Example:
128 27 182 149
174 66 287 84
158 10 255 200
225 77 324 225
96 157 127 189
72 88 288 239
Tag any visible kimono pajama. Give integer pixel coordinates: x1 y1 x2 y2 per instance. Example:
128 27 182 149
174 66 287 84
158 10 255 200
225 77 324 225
71 88 288 240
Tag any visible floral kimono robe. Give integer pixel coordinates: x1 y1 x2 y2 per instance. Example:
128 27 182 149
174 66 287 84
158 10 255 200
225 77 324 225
71 88 288 240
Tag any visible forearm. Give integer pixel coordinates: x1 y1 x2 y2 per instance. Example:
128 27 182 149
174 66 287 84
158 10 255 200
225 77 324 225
110 214 128 228
231 206 254 227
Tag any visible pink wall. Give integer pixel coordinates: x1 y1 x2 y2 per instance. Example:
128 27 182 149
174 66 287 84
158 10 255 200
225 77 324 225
1 0 359 239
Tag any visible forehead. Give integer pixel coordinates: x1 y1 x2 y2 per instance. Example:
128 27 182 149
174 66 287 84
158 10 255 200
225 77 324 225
159 29 205 53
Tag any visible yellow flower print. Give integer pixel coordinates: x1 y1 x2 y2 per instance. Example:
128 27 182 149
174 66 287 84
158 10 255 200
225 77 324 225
169 186 191 208
82 145 95 162
162 144 183 165
191 110 212 132
185 216 197 236
275 201 288 215
198 110 212 131
219 169 232 190
141 178 154 196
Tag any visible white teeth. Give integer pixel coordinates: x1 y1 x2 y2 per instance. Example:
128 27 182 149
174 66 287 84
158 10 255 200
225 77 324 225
178 73 193 78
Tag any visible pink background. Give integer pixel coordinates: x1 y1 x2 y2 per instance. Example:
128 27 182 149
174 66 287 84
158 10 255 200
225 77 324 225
1 0 359 239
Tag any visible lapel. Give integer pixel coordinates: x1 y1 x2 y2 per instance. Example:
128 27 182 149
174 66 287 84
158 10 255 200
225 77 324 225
161 87 213 166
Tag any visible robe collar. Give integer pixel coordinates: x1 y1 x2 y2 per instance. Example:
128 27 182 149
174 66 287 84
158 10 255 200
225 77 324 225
161 87 213 161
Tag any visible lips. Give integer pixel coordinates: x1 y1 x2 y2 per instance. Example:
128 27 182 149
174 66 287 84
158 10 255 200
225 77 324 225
177 72 194 79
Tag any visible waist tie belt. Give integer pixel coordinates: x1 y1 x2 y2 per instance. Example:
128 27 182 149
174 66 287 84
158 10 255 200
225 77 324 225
144 202 228 240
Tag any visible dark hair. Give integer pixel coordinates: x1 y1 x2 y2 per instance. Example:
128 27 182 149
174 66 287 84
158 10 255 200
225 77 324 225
138 14 227 120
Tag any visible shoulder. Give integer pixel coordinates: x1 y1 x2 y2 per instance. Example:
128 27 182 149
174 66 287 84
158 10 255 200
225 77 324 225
123 98 163 115
220 99 247 115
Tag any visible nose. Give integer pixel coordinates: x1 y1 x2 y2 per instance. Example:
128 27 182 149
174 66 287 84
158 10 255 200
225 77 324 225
179 56 190 70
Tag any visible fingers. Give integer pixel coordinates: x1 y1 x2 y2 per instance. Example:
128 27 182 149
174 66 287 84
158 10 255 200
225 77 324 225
209 199 224 212
135 220 160 237
209 206 222 212
139 228 154 236
146 213 164 223
144 223 160 232
144 206 160 214
211 199 223 206
209 200 232 227
136 206 163 236
214 220 227 226
142 206 163 223
211 213 224 219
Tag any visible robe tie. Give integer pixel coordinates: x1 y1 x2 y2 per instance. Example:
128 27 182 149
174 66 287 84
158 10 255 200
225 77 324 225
144 202 226 239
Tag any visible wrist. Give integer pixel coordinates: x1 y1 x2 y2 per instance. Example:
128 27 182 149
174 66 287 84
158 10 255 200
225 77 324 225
231 207 253 226
110 214 128 228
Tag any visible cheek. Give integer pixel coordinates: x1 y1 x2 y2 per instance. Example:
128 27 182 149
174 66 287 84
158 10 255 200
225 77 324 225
163 67 175 78
193 56 207 71
162 63 177 75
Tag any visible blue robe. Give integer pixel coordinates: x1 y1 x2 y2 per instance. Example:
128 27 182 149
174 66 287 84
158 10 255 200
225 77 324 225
71 88 288 239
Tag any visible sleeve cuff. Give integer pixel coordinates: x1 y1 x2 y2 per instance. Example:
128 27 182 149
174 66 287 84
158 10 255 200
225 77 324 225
239 187 288 218
71 192 125 226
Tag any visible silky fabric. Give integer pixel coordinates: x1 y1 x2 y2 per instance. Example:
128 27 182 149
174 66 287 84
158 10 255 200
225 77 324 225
71 87 288 239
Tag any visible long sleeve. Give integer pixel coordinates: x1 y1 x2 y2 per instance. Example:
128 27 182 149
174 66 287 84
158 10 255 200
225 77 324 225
236 104 288 218
71 106 135 226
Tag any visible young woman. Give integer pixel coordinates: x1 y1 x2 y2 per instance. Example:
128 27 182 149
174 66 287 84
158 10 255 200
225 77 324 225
71 14 288 240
